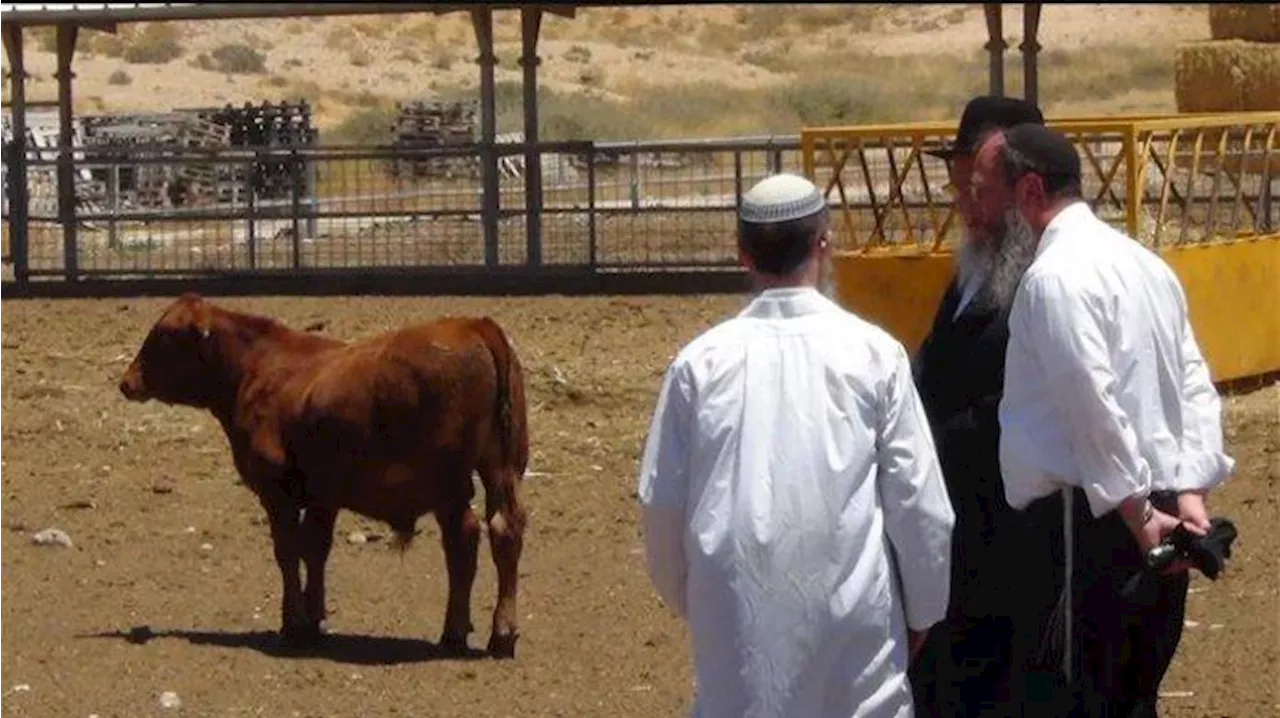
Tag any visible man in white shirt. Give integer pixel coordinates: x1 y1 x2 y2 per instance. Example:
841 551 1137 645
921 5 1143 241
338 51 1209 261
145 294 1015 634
636 172 957 718
968 124 1235 717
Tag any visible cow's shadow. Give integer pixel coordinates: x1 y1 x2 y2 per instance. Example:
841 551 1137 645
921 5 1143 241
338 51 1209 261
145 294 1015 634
79 625 489 665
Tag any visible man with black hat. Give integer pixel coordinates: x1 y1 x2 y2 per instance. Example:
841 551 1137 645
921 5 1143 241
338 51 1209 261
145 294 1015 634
908 95 1047 717
637 172 957 718
968 124 1235 717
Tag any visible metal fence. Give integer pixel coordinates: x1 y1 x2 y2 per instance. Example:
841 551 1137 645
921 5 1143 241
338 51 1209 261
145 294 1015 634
3 136 807 294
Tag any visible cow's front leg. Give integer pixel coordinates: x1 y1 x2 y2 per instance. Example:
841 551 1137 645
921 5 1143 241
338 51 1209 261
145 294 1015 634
436 504 481 654
300 505 338 640
263 497 311 646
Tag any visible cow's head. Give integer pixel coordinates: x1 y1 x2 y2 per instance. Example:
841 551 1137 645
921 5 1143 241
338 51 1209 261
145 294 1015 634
119 292 218 407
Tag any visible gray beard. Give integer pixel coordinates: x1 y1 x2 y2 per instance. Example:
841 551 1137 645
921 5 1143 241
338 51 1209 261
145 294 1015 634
956 208 1039 313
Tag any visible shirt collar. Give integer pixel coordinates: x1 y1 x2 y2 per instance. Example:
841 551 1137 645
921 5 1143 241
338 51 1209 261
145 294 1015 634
1036 200 1093 259
739 286 837 319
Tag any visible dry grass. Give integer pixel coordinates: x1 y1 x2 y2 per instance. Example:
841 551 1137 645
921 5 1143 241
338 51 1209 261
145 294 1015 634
1 5 1207 139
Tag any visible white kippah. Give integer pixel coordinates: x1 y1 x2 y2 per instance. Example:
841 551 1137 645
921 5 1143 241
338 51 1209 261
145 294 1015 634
739 173 827 224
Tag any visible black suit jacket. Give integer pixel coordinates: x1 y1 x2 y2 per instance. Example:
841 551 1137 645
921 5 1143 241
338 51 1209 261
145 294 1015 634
913 277 1032 620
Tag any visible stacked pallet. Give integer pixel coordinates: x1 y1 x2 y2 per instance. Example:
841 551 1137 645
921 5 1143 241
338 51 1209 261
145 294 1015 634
2 108 100 217
81 113 230 208
184 100 318 202
1175 4 1280 112
388 99 479 179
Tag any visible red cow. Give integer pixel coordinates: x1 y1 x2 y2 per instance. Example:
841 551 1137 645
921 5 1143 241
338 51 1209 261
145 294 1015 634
118 293 529 658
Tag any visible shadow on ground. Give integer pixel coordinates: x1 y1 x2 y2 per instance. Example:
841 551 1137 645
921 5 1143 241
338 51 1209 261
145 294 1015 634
79 625 490 665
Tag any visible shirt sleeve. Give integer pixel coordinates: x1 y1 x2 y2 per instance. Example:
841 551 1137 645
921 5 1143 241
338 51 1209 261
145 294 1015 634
636 361 695 618
875 342 956 632
1171 287 1236 492
1018 273 1152 517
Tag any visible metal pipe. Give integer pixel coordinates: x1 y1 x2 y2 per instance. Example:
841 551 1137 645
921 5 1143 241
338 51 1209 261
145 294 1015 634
521 7 543 268
983 3 1006 97
471 8 500 268
3 23 30 282
1022 3 1043 105
55 22 79 281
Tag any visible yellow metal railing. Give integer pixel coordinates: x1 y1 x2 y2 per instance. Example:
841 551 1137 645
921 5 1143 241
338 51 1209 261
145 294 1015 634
801 112 1280 253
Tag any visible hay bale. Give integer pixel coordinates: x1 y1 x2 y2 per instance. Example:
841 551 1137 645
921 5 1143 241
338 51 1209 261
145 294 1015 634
1208 4 1280 43
1175 40 1280 112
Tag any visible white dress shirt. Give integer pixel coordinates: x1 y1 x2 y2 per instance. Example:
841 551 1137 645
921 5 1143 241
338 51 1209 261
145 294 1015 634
999 201 1235 518
637 286 955 718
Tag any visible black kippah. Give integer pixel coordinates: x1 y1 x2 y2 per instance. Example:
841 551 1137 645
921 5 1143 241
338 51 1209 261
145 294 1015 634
1003 123 1083 193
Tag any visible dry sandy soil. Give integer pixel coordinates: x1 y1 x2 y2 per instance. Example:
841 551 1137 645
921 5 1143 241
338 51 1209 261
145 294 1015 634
1 295 1276 717
2 4 1211 128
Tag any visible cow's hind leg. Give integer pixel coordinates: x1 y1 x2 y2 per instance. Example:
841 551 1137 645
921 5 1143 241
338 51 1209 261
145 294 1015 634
300 505 338 640
436 502 481 654
480 467 526 659
262 497 313 646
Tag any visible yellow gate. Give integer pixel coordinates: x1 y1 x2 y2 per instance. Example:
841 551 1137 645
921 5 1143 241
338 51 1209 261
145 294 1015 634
801 112 1280 383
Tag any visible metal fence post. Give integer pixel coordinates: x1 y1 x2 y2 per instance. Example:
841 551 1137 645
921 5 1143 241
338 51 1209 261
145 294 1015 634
587 143 597 268
246 156 257 262
290 147 301 269
3 25 31 284
629 143 640 212
107 164 119 250
305 150 318 240
733 149 743 216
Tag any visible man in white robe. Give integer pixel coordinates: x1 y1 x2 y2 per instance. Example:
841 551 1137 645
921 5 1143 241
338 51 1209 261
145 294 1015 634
968 124 1235 716
636 172 957 718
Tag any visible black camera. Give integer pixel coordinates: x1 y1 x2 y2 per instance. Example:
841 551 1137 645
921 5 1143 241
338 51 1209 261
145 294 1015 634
1144 517 1238 580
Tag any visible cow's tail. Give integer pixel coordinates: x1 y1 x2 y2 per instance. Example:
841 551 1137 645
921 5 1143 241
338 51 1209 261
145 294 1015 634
474 317 529 479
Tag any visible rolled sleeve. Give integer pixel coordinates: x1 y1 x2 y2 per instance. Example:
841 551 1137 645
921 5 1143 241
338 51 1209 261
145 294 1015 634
1020 274 1152 517
876 343 955 632
636 362 695 618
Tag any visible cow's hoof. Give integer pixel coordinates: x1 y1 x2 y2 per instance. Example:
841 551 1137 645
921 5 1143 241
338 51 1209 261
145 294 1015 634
438 633 471 657
486 632 518 659
279 622 325 649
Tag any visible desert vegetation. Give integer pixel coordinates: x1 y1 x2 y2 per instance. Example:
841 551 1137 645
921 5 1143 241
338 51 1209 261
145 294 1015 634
4 5 1207 140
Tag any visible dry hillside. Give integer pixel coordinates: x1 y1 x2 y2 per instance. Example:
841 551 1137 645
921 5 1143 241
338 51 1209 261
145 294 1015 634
3 3 1209 140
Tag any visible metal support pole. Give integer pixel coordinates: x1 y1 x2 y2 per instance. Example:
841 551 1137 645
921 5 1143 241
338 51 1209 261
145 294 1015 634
55 22 79 281
983 4 1006 98
587 144 597 268
1022 3 1043 105
520 7 543 267
3 24 30 283
471 8 500 268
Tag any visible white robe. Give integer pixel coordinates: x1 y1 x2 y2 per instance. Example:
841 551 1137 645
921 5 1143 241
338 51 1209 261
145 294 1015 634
637 287 955 718
999 201 1235 517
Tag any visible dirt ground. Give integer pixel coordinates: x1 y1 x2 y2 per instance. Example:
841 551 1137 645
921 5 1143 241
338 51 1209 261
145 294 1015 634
1 295 1276 717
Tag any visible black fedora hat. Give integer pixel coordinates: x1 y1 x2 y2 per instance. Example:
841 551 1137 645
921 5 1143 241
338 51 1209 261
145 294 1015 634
927 95 1046 161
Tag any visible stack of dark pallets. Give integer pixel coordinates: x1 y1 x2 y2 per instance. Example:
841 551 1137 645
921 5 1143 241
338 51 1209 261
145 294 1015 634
78 100 318 209
185 100 318 203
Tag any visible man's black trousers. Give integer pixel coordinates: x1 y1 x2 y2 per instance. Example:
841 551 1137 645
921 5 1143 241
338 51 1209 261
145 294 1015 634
1014 488 1192 718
